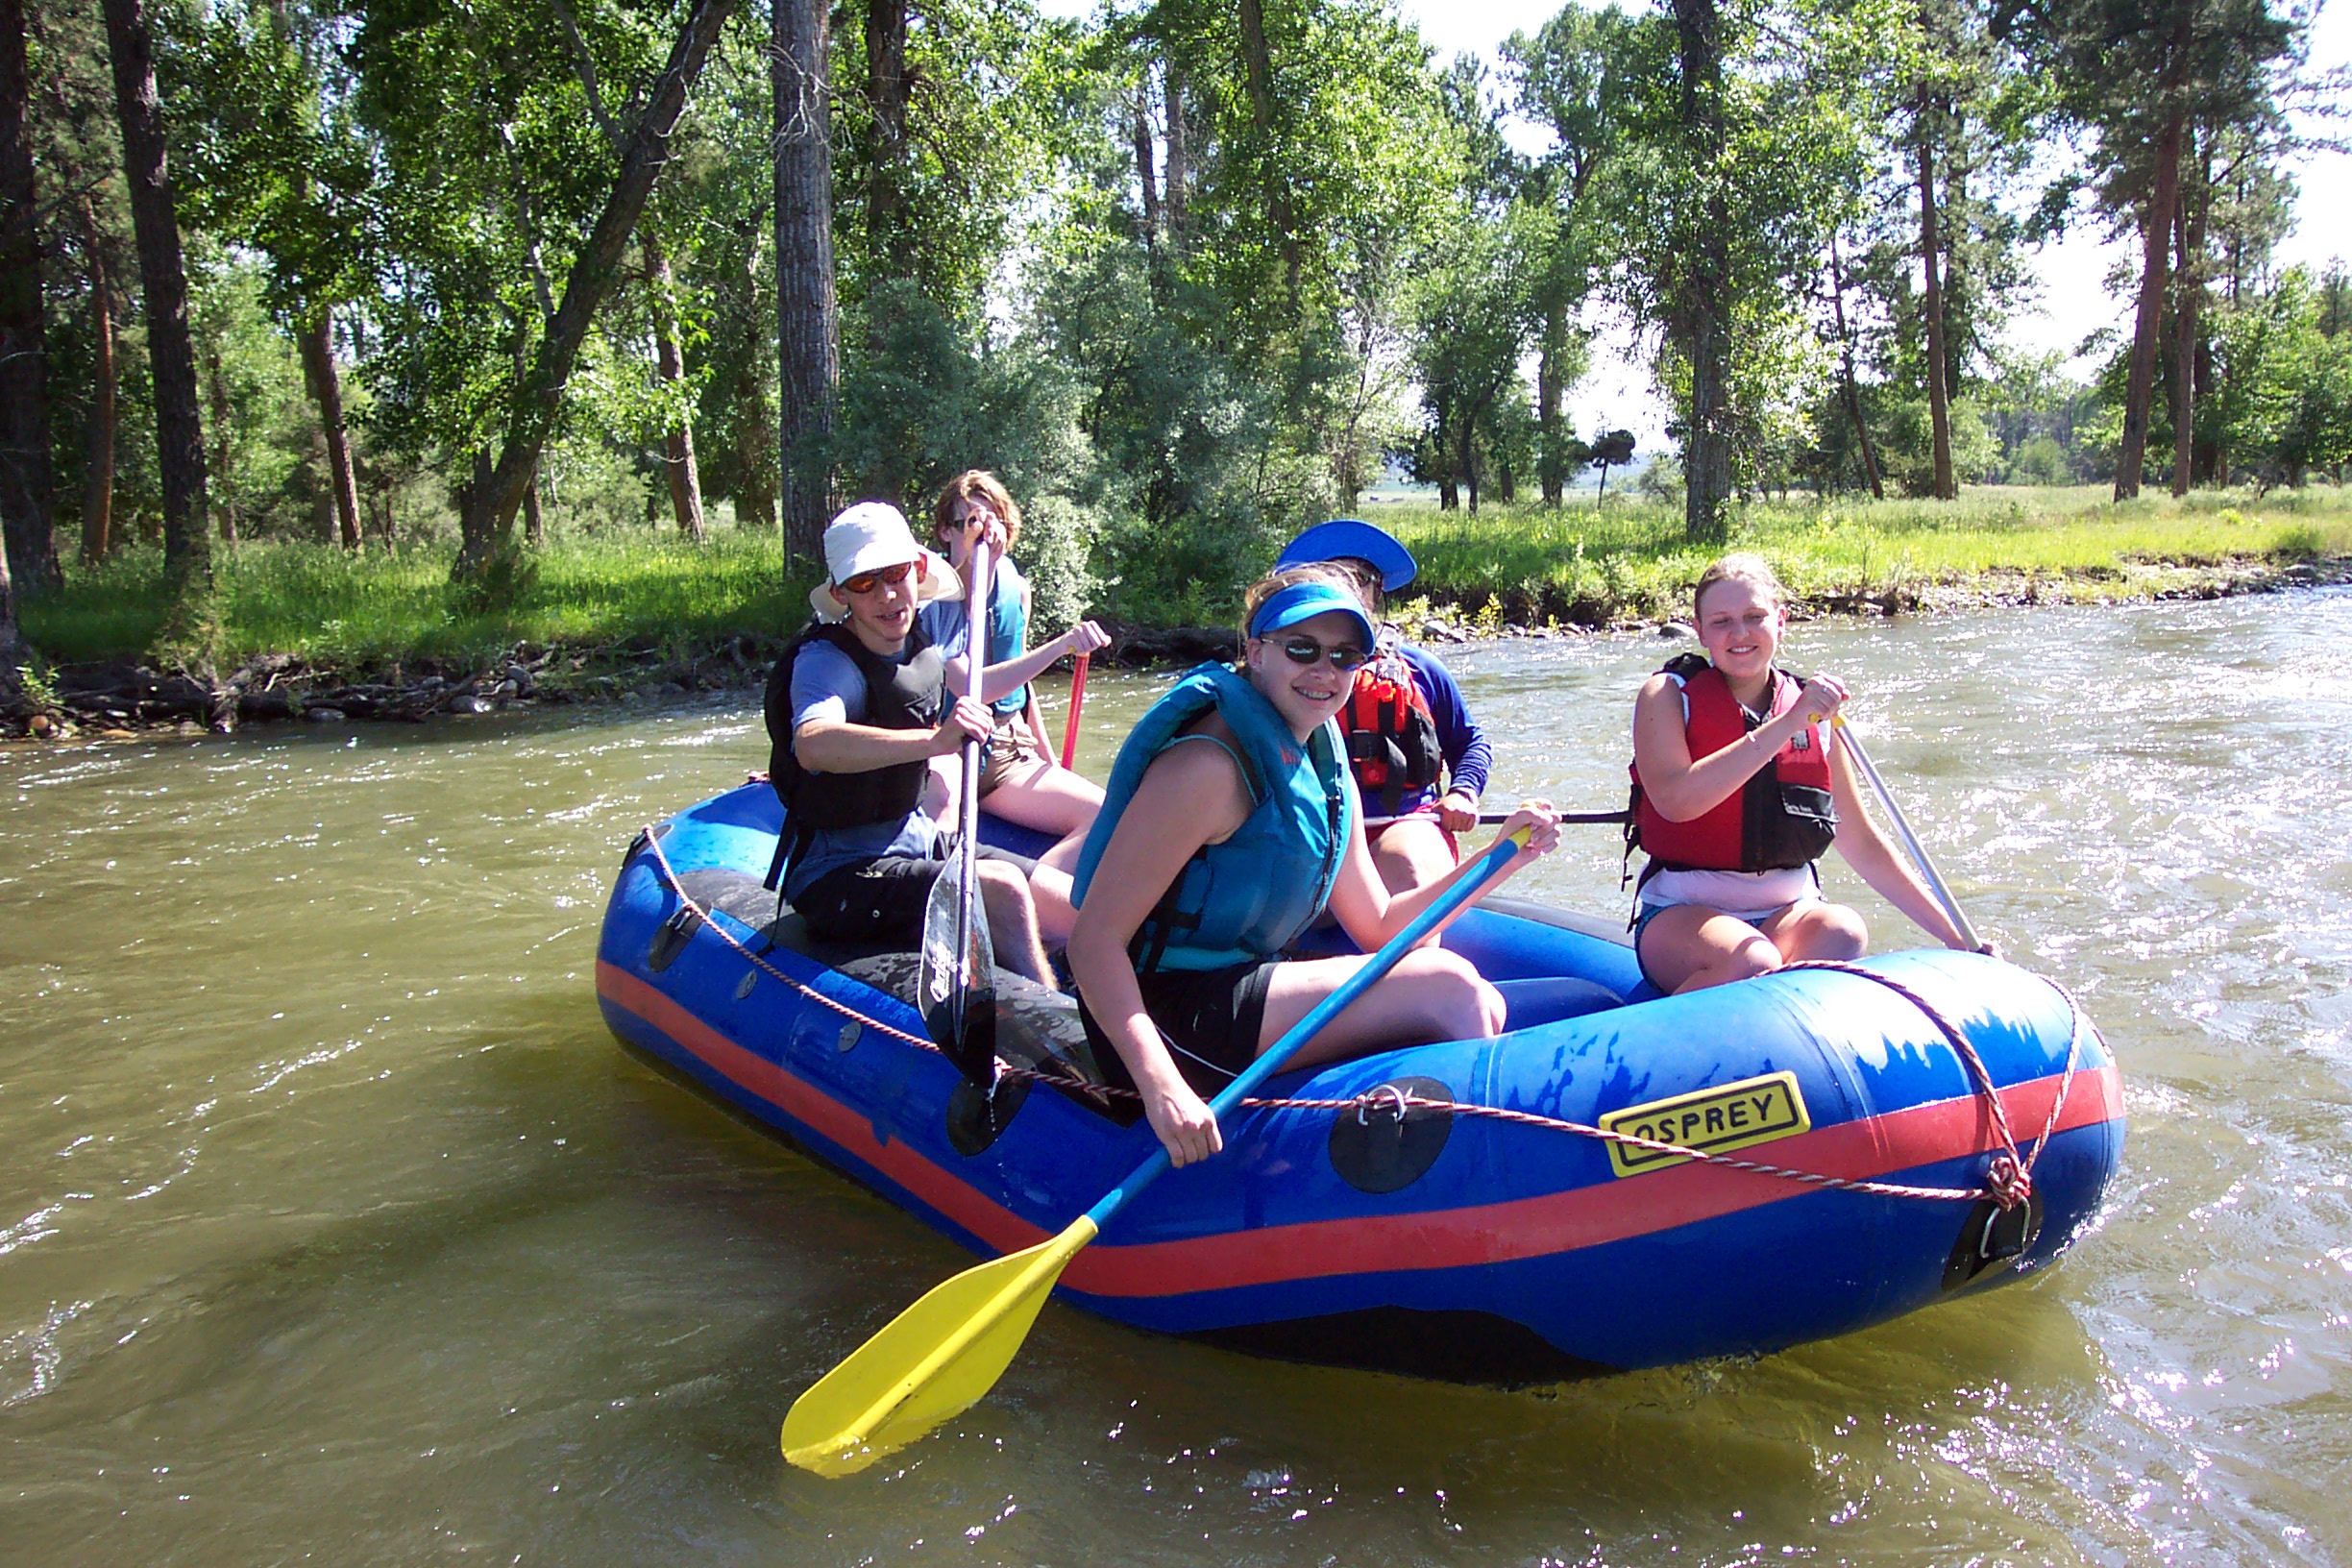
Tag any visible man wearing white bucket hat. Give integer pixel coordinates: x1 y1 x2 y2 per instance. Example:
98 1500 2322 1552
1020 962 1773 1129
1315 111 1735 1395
761 502 1055 983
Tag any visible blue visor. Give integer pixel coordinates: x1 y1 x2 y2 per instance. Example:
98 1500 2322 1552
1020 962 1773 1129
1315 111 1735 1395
1275 518 1418 592
1247 582 1378 651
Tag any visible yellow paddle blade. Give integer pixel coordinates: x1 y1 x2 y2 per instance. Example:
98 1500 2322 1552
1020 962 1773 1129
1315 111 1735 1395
782 1215 1099 1478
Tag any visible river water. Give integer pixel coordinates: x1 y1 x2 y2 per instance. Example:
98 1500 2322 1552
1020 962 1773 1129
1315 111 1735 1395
3 590 2349 1566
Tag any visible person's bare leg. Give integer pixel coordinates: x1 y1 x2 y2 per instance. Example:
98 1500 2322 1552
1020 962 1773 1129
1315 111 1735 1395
1637 904 1784 994
1760 900 1867 963
1367 817 1458 897
981 755 1105 838
976 861 1056 988
1255 948 1505 1068
1027 859 1077 946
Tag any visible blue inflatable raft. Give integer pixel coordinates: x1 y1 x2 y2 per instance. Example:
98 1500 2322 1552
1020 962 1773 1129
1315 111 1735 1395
598 782 2123 1379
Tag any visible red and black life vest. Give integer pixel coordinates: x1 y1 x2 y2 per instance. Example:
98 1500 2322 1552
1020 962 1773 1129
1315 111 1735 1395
1343 653 1444 817
1627 652 1838 881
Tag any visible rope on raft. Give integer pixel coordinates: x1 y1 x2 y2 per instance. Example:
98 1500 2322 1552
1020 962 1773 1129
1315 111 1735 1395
636 825 2092 1213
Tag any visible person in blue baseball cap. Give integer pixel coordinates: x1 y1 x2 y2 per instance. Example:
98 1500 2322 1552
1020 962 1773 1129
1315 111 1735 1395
1273 519 1494 901
1064 565 1561 1168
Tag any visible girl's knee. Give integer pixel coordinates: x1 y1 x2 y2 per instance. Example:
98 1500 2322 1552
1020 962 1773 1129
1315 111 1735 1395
1406 950 1502 1038
1726 935 1782 981
1794 903 1866 960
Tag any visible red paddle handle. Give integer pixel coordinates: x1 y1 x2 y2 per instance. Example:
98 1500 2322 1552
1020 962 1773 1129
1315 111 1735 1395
1060 652 1089 770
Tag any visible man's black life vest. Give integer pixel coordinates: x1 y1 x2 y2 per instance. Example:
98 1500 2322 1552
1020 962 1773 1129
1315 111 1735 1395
762 620 945 881
1343 651 1444 817
1625 652 1838 888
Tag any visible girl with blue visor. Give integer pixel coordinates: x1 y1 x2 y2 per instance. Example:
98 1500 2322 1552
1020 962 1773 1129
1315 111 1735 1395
1066 569 1563 1168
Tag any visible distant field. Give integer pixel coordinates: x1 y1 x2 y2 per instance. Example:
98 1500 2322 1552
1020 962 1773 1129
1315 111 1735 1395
15 482 2349 674
1381 483 2352 624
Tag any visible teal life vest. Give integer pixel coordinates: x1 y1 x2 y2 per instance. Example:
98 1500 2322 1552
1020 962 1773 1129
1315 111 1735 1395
1072 662 1355 973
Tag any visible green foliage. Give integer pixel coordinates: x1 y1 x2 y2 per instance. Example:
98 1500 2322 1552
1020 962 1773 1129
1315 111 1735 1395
20 531 808 668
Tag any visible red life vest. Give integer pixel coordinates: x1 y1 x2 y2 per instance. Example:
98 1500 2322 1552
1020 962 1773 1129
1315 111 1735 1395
1628 653 1838 876
1343 653 1444 817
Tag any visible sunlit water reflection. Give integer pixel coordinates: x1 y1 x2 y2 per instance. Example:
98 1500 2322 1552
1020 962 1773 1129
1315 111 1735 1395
3 589 2348 1564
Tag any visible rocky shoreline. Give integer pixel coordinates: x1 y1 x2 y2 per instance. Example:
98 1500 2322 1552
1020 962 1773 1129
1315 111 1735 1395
8 553 2345 743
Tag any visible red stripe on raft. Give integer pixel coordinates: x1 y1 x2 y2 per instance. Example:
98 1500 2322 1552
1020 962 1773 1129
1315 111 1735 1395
598 962 1050 1254
1061 1064 2122 1298
598 960 2122 1301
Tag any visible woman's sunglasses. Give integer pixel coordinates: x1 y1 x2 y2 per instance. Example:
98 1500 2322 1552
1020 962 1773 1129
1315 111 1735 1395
1273 635 1368 672
837 559 917 596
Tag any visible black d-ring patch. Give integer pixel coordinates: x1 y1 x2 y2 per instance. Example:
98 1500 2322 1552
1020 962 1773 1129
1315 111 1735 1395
1328 1076 1454 1194
646 905 702 971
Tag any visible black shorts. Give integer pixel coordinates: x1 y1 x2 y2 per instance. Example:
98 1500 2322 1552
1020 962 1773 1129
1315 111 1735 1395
795 844 1039 945
1078 959 1281 1096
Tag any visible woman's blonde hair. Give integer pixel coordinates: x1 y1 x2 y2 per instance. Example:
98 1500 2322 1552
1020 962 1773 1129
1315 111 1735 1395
1237 563 1360 663
1692 552 1790 621
933 470 1022 551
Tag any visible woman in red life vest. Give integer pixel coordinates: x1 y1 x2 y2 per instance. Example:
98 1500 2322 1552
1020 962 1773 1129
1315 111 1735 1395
1629 553 1977 993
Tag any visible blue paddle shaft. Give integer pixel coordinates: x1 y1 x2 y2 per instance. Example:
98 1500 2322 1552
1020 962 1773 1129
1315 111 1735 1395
1081 829 1529 1232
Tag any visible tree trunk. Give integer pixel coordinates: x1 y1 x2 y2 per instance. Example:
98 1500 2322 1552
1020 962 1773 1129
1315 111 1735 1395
1164 63 1188 252
2170 149 2206 499
774 0 837 564
523 462 544 545
1673 0 1731 542
1917 108 1956 500
101 0 210 587
1132 78 1159 250
0 513 20 685
297 307 361 548
82 217 115 561
1828 233 1883 499
1235 0 1300 299
454 0 738 580
205 346 236 543
645 235 704 539
1537 295 1567 506
2116 106 2185 501
864 0 906 255
0 0 57 600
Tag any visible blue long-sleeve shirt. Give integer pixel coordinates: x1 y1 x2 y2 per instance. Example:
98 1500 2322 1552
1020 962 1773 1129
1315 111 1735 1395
1388 642 1490 815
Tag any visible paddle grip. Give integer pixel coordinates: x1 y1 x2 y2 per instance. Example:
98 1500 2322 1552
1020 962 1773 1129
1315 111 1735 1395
1082 828 1532 1230
1060 652 1089 770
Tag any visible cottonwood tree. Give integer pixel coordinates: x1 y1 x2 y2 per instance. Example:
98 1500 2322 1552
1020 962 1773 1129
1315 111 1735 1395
173 0 370 548
2000 0 2301 500
1504 2 1635 507
102 0 210 588
1600 0 1892 539
0 0 54 598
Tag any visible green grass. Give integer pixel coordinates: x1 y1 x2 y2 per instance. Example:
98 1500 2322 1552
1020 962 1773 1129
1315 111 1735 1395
16 482 2350 677
1379 483 2352 625
20 529 816 674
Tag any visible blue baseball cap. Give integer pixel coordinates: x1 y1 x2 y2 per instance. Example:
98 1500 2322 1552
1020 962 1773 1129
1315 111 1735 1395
1275 519 1418 592
1247 582 1378 652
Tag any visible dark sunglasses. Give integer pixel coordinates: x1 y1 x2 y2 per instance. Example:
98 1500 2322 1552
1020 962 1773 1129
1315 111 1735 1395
838 559 917 596
1274 635 1368 672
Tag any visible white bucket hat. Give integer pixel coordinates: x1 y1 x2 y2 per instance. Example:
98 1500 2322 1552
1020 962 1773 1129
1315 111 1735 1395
809 502 962 621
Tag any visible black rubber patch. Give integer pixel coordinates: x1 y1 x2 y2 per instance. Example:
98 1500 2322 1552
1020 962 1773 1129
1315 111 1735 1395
1327 1076 1454 1194
1942 1190 2045 1291
944 1071 1031 1156
1193 1306 1614 1386
646 905 702 972
623 820 674 868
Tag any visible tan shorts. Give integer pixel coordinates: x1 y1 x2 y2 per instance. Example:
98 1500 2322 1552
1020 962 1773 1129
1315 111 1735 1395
979 711 1048 795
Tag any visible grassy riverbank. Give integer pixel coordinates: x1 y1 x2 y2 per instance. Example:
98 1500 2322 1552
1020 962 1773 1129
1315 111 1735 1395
12 483 2349 701
1379 483 2352 627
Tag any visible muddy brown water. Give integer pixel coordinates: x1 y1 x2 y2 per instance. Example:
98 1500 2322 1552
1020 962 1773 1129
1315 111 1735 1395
4 590 2350 1565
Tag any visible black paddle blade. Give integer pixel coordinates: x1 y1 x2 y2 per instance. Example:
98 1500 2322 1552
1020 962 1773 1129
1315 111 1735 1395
919 861 997 1076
